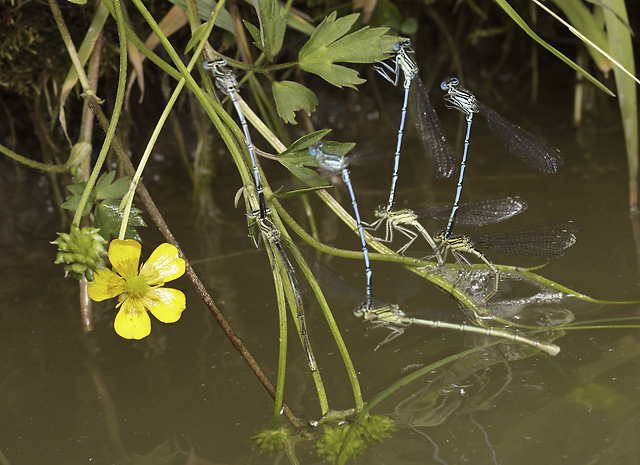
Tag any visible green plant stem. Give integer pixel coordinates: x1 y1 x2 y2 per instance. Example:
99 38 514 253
266 243 289 428
0 143 70 172
49 0 91 92
101 0 182 82
337 342 499 465
118 3 222 239
267 210 360 411
49 0 127 227
127 0 256 197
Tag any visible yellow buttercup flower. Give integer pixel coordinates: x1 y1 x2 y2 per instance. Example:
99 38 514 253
88 239 186 339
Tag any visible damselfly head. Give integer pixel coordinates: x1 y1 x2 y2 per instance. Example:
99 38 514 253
396 38 411 50
374 205 387 217
203 58 227 70
309 141 324 157
440 77 460 91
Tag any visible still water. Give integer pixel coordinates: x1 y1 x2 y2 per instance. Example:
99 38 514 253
1 80 640 464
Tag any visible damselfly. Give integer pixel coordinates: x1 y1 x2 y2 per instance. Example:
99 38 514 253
258 217 317 372
374 39 454 212
441 77 563 238
367 196 527 260
435 220 581 303
203 59 267 220
354 304 560 355
307 252 560 356
309 141 374 310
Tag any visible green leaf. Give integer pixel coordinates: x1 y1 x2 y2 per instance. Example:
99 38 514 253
550 0 611 72
298 12 390 88
94 199 146 241
279 130 331 157
272 81 318 124
185 22 210 53
279 161 327 188
96 175 131 200
275 185 331 199
94 171 116 196
62 187 95 216
246 0 287 61
491 0 614 96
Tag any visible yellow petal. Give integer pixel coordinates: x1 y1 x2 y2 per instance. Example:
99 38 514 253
88 267 126 301
140 243 185 285
144 288 186 323
114 297 151 339
108 239 141 279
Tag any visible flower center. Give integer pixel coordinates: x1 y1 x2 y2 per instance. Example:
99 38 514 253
124 274 150 297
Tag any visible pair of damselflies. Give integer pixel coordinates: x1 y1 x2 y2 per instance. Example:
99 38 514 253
203 59 268 221
308 250 561 355
366 196 528 261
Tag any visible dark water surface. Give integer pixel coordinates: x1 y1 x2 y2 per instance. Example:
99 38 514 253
2 84 640 464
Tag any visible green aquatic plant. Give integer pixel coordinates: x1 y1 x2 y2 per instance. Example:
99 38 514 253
315 415 395 462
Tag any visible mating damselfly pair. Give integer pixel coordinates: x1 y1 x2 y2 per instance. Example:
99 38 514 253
202 36 579 360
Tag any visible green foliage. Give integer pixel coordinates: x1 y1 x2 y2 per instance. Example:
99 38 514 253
568 383 627 417
298 12 391 88
244 0 287 61
252 428 294 454
551 0 611 71
62 172 145 241
314 415 395 462
276 130 331 187
94 199 146 242
277 132 357 187
272 80 318 124
491 0 614 96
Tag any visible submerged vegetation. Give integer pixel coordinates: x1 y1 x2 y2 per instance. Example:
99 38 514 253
1 0 639 462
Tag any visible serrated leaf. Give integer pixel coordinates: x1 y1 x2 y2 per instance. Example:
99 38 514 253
247 0 287 61
298 12 390 88
68 182 89 196
272 81 318 124
62 181 95 216
94 199 146 242
279 160 327 188
95 171 116 194
96 176 132 200
280 130 331 157
62 192 95 216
